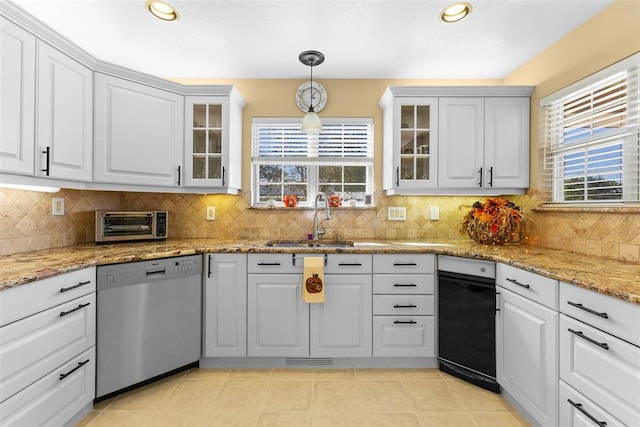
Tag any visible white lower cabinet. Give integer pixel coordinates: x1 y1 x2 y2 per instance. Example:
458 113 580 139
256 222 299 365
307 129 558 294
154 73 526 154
0 268 96 426
559 380 625 427
203 253 247 357
496 264 558 427
372 254 435 357
246 253 372 358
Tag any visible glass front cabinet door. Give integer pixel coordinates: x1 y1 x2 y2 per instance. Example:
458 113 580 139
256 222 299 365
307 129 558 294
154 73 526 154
380 91 438 193
184 88 245 192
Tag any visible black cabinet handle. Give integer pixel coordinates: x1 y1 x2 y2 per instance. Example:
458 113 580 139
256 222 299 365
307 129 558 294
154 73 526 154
394 320 417 324
42 146 51 176
488 166 493 187
393 304 417 308
567 301 608 319
257 262 281 266
177 165 181 186
393 262 417 266
568 328 609 350
208 255 213 278
338 263 362 266
393 283 417 287
506 277 530 289
567 399 608 427
60 280 91 293
396 166 400 187
478 166 483 187
59 303 90 317
59 359 90 381
222 166 226 186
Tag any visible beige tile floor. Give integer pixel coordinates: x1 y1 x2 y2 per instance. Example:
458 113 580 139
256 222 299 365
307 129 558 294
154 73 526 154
79 368 531 427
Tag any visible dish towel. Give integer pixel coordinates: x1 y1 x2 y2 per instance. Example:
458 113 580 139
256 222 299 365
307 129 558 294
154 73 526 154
303 257 325 303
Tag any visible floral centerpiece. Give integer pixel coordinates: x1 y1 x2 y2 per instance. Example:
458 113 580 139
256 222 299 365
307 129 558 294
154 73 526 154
461 198 523 245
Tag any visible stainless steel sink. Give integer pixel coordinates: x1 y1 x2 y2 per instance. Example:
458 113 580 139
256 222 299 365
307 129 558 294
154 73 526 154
265 240 354 248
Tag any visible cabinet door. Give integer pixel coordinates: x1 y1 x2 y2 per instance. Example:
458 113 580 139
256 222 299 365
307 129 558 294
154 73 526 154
247 274 309 357
373 316 435 357
184 97 227 187
0 17 36 175
390 97 438 190
438 97 484 188
94 73 184 187
309 274 372 358
484 97 529 189
204 254 247 357
37 41 92 181
496 287 558 427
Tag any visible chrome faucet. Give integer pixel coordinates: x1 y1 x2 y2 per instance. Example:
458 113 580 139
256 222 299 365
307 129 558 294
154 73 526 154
313 192 332 240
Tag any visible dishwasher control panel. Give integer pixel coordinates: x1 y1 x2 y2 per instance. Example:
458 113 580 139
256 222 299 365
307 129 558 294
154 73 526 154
96 255 202 290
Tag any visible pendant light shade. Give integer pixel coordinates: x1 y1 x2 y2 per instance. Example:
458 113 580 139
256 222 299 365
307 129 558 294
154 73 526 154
299 50 325 135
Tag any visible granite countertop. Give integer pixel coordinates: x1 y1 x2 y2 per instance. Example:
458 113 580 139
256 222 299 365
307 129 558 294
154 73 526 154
1 238 639 304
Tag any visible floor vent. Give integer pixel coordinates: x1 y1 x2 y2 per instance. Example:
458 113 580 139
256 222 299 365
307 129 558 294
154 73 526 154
285 358 333 367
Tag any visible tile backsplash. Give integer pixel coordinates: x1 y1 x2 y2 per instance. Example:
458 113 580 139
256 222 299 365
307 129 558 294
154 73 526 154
1 188 638 263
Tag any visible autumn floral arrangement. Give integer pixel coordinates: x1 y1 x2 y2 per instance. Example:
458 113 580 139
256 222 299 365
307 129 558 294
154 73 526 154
461 198 523 245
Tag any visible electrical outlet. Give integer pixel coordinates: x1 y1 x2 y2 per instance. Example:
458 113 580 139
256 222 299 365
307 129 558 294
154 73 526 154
387 207 406 221
206 206 216 221
430 206 440 220
52 198 64 216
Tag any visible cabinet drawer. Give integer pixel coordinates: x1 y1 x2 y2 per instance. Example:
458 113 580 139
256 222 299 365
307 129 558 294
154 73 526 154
496 263 557 309
325 254 372 274
248 253 299 273
560 315 640 426
373 316 435 357
373 274 434 294
0 347 95 426
373 254 435 274
373 295 434 315
0 267 96 327
0 293 95 402
438 255 495 279
560 281 640 347
559 380 625 427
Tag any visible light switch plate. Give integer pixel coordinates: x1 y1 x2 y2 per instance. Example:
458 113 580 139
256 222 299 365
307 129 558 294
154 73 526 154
206 206 216 221
388 207 406 221
430 206 440 220
52 198 64 216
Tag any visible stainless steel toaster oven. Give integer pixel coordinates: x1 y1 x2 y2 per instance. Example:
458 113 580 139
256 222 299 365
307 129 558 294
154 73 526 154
95 211 167 243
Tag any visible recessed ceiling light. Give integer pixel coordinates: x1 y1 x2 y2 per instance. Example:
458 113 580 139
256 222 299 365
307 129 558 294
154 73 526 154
440 2 473 23
145 0 179 22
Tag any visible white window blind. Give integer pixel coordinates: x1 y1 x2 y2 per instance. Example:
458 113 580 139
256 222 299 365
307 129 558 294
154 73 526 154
252 118 374 165
540 53 640 204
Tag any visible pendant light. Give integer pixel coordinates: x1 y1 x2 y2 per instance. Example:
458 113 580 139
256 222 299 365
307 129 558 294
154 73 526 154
299 50 324 134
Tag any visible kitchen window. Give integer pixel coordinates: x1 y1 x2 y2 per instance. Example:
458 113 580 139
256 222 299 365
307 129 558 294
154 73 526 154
251 118 374 207
540 53 640 205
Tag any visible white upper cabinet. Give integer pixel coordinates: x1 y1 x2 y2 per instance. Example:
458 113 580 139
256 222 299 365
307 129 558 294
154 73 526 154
184 88 245 193
0 17 36 175
93 73 184 187
380 86 533 195
37 41 93 181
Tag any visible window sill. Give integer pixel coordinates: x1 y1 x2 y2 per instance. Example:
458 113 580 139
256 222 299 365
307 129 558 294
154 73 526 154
250 206 376 210
533 204 640 214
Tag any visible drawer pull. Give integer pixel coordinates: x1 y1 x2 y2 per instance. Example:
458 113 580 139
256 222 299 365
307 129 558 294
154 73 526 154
393 283 417 287
59 302 91 317
60 280 91 293
568 328 609 350
506 277 530 289
393 262 417 266
257 262 281 266
59 359 90 381
567 301 609 319
338 263 362 266
393 304 417 308
567 399 608 427
393 320 417 324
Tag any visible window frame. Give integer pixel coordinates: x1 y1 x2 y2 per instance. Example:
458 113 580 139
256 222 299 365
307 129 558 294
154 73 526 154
251 117 374 208
540 53 640 206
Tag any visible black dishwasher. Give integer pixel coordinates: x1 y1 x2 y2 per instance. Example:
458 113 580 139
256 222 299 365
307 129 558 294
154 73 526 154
438 256 499 393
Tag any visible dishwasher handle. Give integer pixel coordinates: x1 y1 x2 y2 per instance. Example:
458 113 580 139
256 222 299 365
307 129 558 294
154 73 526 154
145 269 166 279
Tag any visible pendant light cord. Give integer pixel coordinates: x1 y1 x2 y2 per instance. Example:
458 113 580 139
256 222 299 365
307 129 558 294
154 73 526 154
309 61 314 112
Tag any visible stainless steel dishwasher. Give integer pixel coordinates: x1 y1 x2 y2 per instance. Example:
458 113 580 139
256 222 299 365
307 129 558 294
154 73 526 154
96 255 202 399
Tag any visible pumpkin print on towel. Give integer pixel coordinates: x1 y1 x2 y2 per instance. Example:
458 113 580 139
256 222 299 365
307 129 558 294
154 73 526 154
305 273 323 293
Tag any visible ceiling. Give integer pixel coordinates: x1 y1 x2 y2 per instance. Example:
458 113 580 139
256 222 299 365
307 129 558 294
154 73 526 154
10 0 615 80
